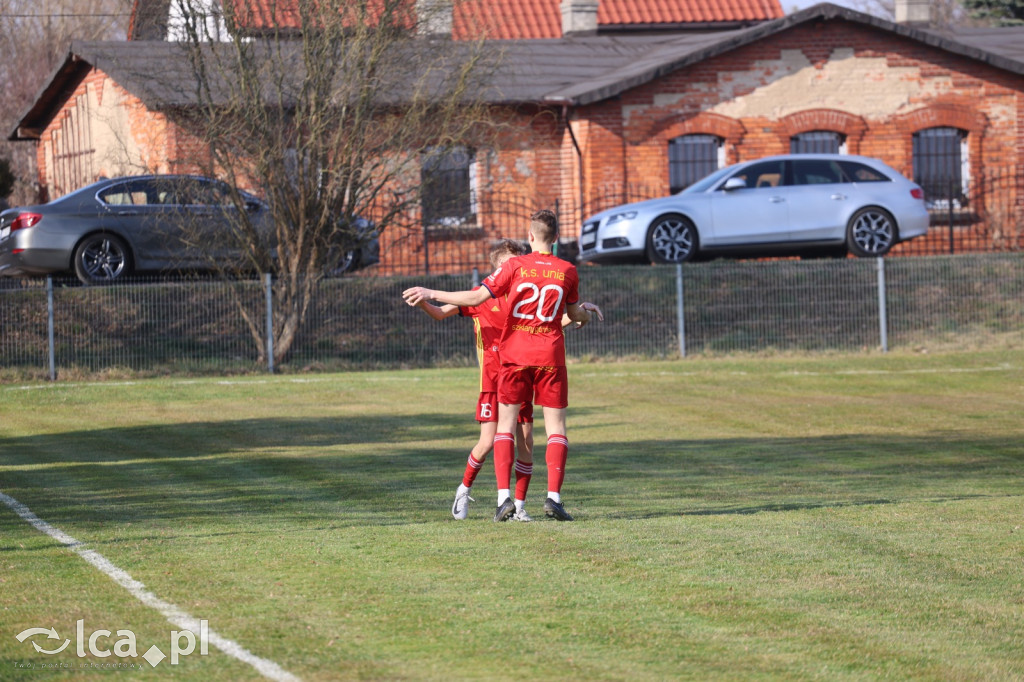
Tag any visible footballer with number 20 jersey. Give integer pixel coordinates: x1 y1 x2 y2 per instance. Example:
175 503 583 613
483 251 579 367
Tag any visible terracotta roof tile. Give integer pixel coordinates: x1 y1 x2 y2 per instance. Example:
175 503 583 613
220 0 783 39
453 0 783 39
600 0 784 26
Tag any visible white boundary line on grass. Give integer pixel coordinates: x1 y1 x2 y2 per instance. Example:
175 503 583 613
0 490 301 682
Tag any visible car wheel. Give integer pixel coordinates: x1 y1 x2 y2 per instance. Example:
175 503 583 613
646 214 698 264
73 233 131 284
846 208 897 257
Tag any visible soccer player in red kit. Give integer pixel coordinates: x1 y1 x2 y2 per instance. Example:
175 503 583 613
413 239 536 521
404 209 593 521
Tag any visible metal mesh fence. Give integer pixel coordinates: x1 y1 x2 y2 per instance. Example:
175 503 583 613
0 253 1021 381
886 254 1024 347
679 259 881 353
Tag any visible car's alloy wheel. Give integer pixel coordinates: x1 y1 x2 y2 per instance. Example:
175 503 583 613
847 208 897 257
74 234 130 284
647 214 698 264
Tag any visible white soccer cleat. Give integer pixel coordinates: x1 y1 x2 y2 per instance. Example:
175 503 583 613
451 485 474 520
511 507 533 522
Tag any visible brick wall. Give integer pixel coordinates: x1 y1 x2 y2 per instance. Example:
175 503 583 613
565 19 1023 253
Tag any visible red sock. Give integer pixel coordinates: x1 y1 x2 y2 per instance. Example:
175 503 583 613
514 459 533 501
493 433 515 490
546 434 568 494
462 453 484 488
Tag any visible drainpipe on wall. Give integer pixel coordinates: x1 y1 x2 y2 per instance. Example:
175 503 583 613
560 103 586 227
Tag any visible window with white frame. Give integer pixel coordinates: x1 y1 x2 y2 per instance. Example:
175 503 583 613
668 134 723 193
912 127 969 209
168 0 229 41
790 130 847 155
421 146 477 228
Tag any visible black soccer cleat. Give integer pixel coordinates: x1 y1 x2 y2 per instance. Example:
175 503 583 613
493 498 515 522
543 497 574 521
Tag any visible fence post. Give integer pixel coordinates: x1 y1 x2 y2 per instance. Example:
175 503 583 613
676 264 686 358
46 276 56 381
265 273 274 374
423 224 431 275
876 257 888 353
948 177 955 255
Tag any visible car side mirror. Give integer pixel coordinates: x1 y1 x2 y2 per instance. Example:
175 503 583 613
723 177 747 191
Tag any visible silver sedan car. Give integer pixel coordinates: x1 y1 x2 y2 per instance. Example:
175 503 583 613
578 154 929 264
0 175 378 284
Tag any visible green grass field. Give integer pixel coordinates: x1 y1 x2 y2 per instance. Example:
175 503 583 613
2 350 1023 680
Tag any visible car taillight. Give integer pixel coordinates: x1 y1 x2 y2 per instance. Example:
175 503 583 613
11 212 42 231
910 188 924 200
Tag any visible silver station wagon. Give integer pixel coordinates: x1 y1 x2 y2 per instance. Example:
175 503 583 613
578 154 929 264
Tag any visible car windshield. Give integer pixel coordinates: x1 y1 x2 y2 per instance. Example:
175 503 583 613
679 165 736 194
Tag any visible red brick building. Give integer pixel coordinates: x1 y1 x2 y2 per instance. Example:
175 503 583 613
8 2 1024 273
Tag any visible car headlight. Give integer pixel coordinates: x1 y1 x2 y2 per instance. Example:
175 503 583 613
606 211 637 225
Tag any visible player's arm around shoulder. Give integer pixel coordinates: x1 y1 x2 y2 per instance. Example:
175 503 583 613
415 300 460 321
403 285 492 309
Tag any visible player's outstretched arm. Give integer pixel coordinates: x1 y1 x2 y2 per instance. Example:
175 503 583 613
403 286 491 308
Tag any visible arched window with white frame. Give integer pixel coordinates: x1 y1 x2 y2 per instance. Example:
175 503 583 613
668 134 724 194
912 127 969 210
790 130 847 155
421 146 477 228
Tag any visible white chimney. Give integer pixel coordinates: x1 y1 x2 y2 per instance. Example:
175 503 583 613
417 0 453 38
561 0 598 37
894 0 930 27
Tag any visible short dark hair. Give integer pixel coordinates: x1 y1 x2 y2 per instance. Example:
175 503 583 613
530 209 558 243
489 238 527 268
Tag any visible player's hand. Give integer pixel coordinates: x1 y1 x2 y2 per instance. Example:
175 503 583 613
402 287 434 307
580 301 604 322
569 302 602 329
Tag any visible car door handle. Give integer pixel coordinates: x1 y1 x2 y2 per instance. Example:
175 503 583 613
830 194 847 201
769 196 786 203
117 210 139 216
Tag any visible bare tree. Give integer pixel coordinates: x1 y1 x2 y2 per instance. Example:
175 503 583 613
0 0 131 204
167 0 497 364
961 0 1024 25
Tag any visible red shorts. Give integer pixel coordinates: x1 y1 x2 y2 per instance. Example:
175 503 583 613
477 392 534 423
498 366 568 409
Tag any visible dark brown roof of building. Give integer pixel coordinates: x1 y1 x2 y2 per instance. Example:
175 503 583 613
15 3 1024 140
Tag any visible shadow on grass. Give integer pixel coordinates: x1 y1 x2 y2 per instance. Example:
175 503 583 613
1 416 1022 531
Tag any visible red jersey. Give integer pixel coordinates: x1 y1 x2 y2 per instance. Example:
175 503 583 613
459 292 505 392
483 251 579 367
